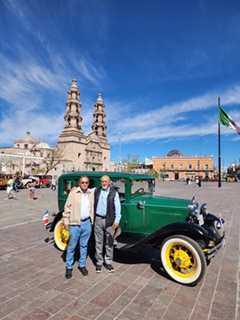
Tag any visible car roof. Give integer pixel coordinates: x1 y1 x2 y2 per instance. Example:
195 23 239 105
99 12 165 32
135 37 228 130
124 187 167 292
60 171 155 180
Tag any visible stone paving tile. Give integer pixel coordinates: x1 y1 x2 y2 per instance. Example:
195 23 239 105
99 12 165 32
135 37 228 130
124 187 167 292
49 299 88 320
75 302 105 320
5 307 30 320
117 302 150 320
91 281 128 308
0 184 240 319
69 316 89 320
22 298 47 313
210 300 236 320
40 293 73 315
132 285 161 308
0 296 27 319
20 307 51 320
161 302 193 320
190 311 209 320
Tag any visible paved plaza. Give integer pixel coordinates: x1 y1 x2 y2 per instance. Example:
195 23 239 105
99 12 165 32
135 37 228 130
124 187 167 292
0 181 239 320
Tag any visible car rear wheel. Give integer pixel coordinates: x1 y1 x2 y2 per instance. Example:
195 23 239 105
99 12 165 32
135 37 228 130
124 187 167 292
160 235 207 286
54 220 69 251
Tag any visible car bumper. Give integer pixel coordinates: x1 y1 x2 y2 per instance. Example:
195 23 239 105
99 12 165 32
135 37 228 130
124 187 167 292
206 235 226 260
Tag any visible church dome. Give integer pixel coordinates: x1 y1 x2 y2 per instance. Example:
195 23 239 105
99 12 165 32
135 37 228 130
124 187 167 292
15 131 38 143
167 149 183 157
36 142 51 149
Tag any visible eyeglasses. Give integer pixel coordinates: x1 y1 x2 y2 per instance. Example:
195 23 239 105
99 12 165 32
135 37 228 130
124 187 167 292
80 181 89 184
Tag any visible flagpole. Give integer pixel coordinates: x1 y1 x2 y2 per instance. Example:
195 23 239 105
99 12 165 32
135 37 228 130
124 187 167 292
218 96 222 188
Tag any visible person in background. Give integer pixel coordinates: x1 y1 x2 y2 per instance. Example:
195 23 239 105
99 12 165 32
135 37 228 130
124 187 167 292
4 176 16 200
152 179 156 192
28 181 36 200
62 176 94 279
94 175 121 273
51 177 57 191
195 177 199 188
198 177 202 187
13 174 20 192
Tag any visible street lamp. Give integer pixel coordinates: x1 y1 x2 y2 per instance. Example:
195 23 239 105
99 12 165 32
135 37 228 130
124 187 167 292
118 132 122 172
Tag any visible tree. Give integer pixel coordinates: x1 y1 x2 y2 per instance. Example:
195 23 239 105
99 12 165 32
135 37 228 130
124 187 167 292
146 169 158 178
121 154 140 172
42 144 66 174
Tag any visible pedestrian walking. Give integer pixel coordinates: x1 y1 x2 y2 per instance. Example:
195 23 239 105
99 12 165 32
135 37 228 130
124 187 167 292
4 176 16 200
51 177 57 191
195 178 199 188
13 174 20 192
62 176 94 279
198 177 202 187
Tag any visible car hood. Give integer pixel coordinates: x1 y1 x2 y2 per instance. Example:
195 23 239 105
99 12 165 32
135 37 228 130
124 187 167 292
133 194 190 208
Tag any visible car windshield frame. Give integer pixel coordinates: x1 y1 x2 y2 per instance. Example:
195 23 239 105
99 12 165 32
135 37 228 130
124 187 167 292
130 179 153 197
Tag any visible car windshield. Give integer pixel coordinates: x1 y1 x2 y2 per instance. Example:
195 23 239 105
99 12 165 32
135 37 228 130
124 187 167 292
131 179 152 196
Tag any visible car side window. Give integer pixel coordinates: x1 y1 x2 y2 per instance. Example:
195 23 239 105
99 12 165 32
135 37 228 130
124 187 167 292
63 179 72 194
110 179 126 199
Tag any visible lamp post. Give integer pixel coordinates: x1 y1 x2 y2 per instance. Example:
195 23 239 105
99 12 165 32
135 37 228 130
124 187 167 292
118 132 122 172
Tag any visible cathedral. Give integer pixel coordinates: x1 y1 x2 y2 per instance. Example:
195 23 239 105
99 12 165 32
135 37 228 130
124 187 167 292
0 79 111 176
58 79 110 172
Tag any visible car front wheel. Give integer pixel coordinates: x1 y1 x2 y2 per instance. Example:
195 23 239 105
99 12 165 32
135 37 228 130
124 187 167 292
54 220 69 251
160 235 207 286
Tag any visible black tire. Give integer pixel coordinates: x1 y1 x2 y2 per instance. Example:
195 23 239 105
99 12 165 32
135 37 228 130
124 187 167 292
160 235 207 286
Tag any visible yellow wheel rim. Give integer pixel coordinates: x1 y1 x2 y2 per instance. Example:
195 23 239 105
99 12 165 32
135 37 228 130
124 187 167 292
165 242 198 278
56 222 69 249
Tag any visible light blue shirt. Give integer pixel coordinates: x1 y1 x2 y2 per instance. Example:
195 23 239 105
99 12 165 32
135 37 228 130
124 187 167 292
95 187 121 224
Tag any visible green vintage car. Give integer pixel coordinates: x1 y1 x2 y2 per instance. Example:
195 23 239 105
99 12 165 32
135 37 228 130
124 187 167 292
46 171 225 286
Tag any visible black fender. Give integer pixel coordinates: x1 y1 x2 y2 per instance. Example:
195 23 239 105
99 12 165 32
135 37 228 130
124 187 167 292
147 221 213 248
49 210 64 232
117 221 212 251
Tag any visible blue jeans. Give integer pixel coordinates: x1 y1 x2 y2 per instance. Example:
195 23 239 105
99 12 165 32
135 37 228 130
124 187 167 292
66 220 92 269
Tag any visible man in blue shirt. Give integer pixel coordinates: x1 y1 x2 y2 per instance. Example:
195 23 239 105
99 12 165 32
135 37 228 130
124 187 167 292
94 175 121 273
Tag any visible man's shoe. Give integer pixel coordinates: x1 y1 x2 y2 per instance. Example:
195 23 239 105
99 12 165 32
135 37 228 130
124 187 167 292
78 266 88 276
4 198 9 200
105 264 114 273
96 265 102 273
13 196 16 200
65 268 72 279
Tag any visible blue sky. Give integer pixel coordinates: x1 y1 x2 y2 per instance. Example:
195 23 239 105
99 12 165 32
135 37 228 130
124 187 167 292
0 0 240 169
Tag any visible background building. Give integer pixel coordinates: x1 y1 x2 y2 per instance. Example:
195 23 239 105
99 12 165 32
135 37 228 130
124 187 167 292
58 79 110 172
153 149 214 181
0 79 110 176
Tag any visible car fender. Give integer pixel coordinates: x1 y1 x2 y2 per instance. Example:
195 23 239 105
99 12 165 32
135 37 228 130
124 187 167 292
49 210 64 232
117 221 211 251
148 221 212 247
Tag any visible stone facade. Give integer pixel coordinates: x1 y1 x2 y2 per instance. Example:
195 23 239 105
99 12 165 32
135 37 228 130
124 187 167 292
0 79 110 176
58 79 110 172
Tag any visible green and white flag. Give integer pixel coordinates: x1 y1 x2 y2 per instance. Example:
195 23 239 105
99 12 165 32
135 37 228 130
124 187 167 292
218 106 240 134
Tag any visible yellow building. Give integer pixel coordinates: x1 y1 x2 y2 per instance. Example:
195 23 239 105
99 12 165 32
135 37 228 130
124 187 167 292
153 150 214 181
